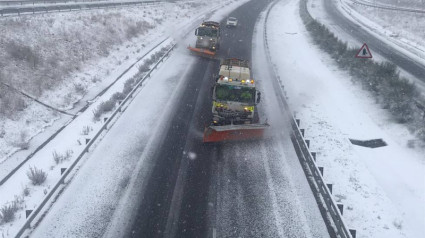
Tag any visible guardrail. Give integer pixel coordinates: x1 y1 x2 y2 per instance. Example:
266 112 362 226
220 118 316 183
290 120 352 238
15 42 176 238
0 0 106 6
349 0 425 14
0 0 161 16
263 1 354 237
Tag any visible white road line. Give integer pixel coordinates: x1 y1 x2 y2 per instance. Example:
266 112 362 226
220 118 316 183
259 142 287 238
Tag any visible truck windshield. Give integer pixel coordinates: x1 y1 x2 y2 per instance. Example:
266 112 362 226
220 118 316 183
215 84 255 104
196 27 218 37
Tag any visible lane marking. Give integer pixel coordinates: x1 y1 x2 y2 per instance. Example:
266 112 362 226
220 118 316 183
259 142 287 238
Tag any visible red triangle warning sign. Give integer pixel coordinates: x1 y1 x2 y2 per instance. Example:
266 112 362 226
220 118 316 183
355 43 373 58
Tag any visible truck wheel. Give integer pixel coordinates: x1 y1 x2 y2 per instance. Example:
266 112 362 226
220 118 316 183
253 110 259 123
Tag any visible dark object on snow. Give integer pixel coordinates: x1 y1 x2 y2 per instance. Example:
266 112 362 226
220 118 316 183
349 138 387 148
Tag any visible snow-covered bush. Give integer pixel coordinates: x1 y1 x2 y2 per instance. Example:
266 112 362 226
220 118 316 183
73 82 88 95
52 150 62 164
26 166 47 185
112 92 126 101
22 186 30 197
93 99 116 121
0 202 18 223
81 125 93 135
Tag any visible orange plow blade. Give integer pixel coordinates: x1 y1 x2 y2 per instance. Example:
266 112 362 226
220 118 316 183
187 46 216 57
203 124 269 143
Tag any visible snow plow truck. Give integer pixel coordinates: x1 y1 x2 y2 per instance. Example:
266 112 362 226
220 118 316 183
188 21 220 58
203 58 269 143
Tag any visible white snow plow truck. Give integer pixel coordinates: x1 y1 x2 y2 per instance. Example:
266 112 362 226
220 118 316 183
203 58 269 143
188 21 220 58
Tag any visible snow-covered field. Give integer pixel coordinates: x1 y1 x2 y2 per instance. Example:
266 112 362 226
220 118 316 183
0 0 246 236
0 0 201 162
359 0 425 8
266 0 425 238
308 0 425 92
346 0 425 60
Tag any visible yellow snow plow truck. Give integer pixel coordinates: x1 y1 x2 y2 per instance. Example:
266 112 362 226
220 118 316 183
203 58 269 143
188 21 220 58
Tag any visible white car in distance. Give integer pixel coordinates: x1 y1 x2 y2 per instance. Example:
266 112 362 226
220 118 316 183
226 17 238 27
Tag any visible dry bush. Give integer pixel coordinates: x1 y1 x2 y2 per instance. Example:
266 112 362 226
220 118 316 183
27 166 47 185
0 202 18 223
81 125 93 135
93 99 116 121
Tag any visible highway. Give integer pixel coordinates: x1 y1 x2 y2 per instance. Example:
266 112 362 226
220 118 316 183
324 0 425 82
26 0 331 237
127 0 330 237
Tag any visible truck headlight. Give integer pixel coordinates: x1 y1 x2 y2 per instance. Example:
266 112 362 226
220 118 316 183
243 106 254 112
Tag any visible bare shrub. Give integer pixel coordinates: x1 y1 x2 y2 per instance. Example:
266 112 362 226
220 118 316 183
5 41 42 68
112 92 125 101
125 21 153 40
0 202 18 223
123 77 136 95
93 99 116 121
27 166 47 185
74 82 87 95
138 63 150 73
53 149 73 164
91 76 102 83
81 125 93 135
52 150 62 164
15 131 29 150
63 150 73 160
23 186 30 197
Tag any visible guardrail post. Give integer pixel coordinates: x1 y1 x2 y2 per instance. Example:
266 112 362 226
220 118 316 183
337 203 344 215
326 184 333 194
103 117 108 123
305 139 310 148
318 166 324 176
300 129 305 137
311 152 316 161
26 210 33 218
349 229 357 238
61 168 67 175
295 119 300 127
85 138 90 145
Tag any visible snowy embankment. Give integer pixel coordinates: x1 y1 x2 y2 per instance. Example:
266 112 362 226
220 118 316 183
0 0 246 237
341 0 425 61
308 0 425 92
332 0 425 80
266 0 424 238
0 0 201 165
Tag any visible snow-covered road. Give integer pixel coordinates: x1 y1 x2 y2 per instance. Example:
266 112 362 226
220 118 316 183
29 0 332 237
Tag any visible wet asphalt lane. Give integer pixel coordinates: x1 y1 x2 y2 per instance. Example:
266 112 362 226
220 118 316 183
128 0 326 237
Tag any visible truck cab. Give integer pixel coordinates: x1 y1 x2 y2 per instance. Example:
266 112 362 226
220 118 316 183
212 59 261 125
195 21 220 52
